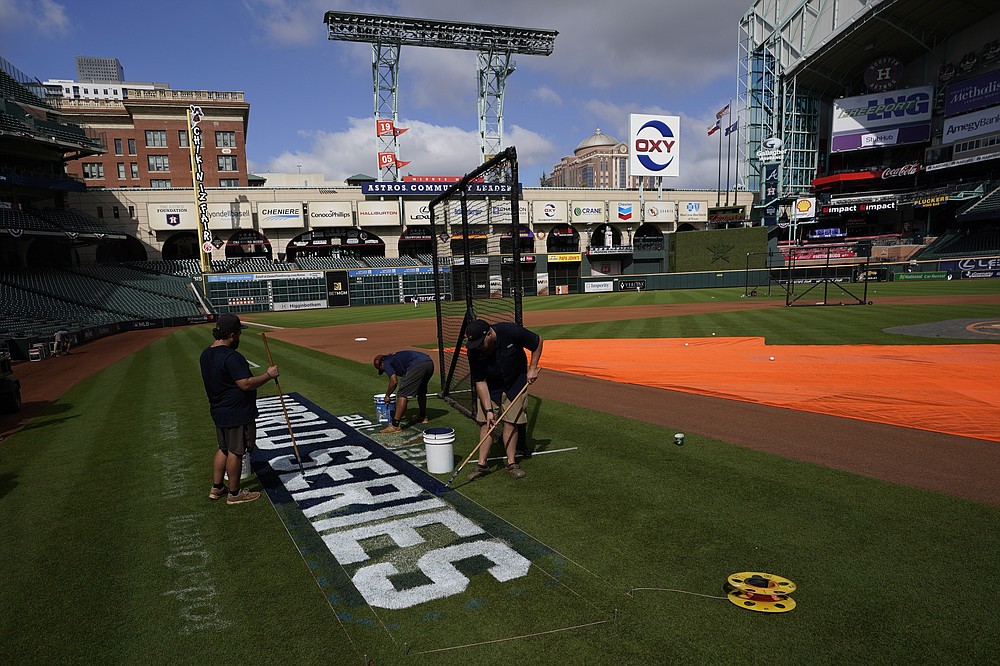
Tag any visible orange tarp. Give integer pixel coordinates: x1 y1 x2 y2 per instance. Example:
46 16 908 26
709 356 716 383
541 338 1000 442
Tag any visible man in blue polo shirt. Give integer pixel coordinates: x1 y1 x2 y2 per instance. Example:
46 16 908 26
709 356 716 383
373 350 435 433
200 313 279 505
465 318 543 480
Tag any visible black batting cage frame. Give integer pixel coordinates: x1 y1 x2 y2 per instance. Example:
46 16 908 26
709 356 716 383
429 147 523 419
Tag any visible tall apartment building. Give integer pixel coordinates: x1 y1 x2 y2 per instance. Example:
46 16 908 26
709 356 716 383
75 56 125 83
46 80 251 189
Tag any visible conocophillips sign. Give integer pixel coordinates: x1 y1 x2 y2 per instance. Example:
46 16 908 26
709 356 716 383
629 114 680 178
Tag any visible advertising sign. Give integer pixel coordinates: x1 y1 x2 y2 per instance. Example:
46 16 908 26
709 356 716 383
489 200 529 223
584 280 614 293
941 104 1000 145
532 200 568 225
678 201 708 223
614 201 639 222
629 114 680 178
205 202 252 229
148 202 196 230
570 200 605 224
308 201 353 227
792 197 816 220
402 200 432 226
945 68 1000 116
259 202 305 229
548 253 582 263
643 201 676 223
325 270 350 307
361 182 518 196
831 85 933 153
357 200 400 227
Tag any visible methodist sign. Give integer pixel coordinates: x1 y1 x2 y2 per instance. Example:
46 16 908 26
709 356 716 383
629 114 680 178
945 68 1000 116
831 85 933 152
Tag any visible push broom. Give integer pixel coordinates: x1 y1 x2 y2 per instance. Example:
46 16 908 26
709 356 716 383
444 381 532 488
261 332 308 481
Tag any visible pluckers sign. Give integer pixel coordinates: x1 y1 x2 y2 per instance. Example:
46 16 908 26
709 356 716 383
831 85 933 152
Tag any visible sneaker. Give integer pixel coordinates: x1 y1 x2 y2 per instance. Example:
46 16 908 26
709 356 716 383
380 424 403 434
506 463 526 479
227 488 261 505
208 486 228 500
468 464 491 481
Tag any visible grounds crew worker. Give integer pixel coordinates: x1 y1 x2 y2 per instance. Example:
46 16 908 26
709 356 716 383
464 318 542 480
200 313 278 505
373 350 434 433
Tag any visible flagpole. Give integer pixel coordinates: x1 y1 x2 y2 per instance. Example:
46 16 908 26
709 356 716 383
725 100 733 206
716 122 723 207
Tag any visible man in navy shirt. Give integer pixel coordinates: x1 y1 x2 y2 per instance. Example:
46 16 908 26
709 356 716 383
465 319 543 480
373 350 435 433
200 313 279 505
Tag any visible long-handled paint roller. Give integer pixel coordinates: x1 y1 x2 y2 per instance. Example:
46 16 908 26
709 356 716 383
444 381 532 488
261 332 307 482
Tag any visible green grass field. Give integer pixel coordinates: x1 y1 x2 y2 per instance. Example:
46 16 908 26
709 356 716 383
1 280 998 664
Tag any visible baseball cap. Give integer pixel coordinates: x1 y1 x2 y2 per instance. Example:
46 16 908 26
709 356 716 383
465 319 491 350
373 354 385 375
216 313 247 335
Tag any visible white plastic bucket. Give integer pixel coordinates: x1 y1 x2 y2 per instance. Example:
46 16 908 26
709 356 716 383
423 427 456 474
374 393 396 423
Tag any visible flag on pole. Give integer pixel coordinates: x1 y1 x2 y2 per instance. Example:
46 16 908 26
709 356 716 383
716 103 731 119
724 120 739 136
707 120 721 136
376 119 409 137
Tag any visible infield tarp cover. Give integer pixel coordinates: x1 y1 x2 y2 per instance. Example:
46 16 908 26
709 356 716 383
540 338 1000 443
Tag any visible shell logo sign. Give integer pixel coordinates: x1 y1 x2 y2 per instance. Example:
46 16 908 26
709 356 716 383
792 197 816 220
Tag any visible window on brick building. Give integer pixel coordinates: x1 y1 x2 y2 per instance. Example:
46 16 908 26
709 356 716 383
178 130 188 148
215 131 237 148
114 138 123 155
145 130 167 147
148 155 170 172
128 138 136 155
117 163 126 179
220 178 241 188
130 163 139 179
150 179 172 189
217 155 238 171
82 163 104 179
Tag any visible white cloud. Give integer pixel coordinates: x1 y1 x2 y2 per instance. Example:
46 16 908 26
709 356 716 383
0 0 70 35
253 116 558 182
531 85 563 106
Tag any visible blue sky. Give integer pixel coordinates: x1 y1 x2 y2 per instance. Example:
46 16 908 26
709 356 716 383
1 0 750 189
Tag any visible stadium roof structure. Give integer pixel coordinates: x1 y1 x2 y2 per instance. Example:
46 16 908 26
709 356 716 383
784 0 997 96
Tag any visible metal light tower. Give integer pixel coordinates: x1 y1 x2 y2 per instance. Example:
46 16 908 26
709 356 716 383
325 11 557 181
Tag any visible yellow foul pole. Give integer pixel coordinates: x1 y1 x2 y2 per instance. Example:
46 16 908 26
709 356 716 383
187 106 211 275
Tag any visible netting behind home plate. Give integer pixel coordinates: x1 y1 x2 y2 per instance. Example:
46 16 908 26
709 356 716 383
430 147 523 418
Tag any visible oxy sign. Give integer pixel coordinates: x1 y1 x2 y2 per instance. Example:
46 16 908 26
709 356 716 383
629 114 680 178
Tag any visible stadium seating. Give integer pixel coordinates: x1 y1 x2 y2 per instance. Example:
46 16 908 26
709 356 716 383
286 256 365 270
123 259 202 278
0 207 61 232
29 208 123 236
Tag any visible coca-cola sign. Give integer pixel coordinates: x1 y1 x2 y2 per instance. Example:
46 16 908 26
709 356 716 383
879 164 921 179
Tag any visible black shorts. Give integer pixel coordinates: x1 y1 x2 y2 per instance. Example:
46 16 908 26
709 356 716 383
397 359 434 398
216 423 256 457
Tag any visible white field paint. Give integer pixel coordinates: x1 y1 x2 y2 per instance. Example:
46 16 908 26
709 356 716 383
156 447 230 635
255 396 531 609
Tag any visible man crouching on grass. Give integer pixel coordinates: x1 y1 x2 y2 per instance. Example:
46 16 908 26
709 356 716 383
200 313 279 505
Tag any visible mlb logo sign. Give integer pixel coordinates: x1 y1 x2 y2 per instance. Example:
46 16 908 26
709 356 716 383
166 214 180 226
617 203 633 221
